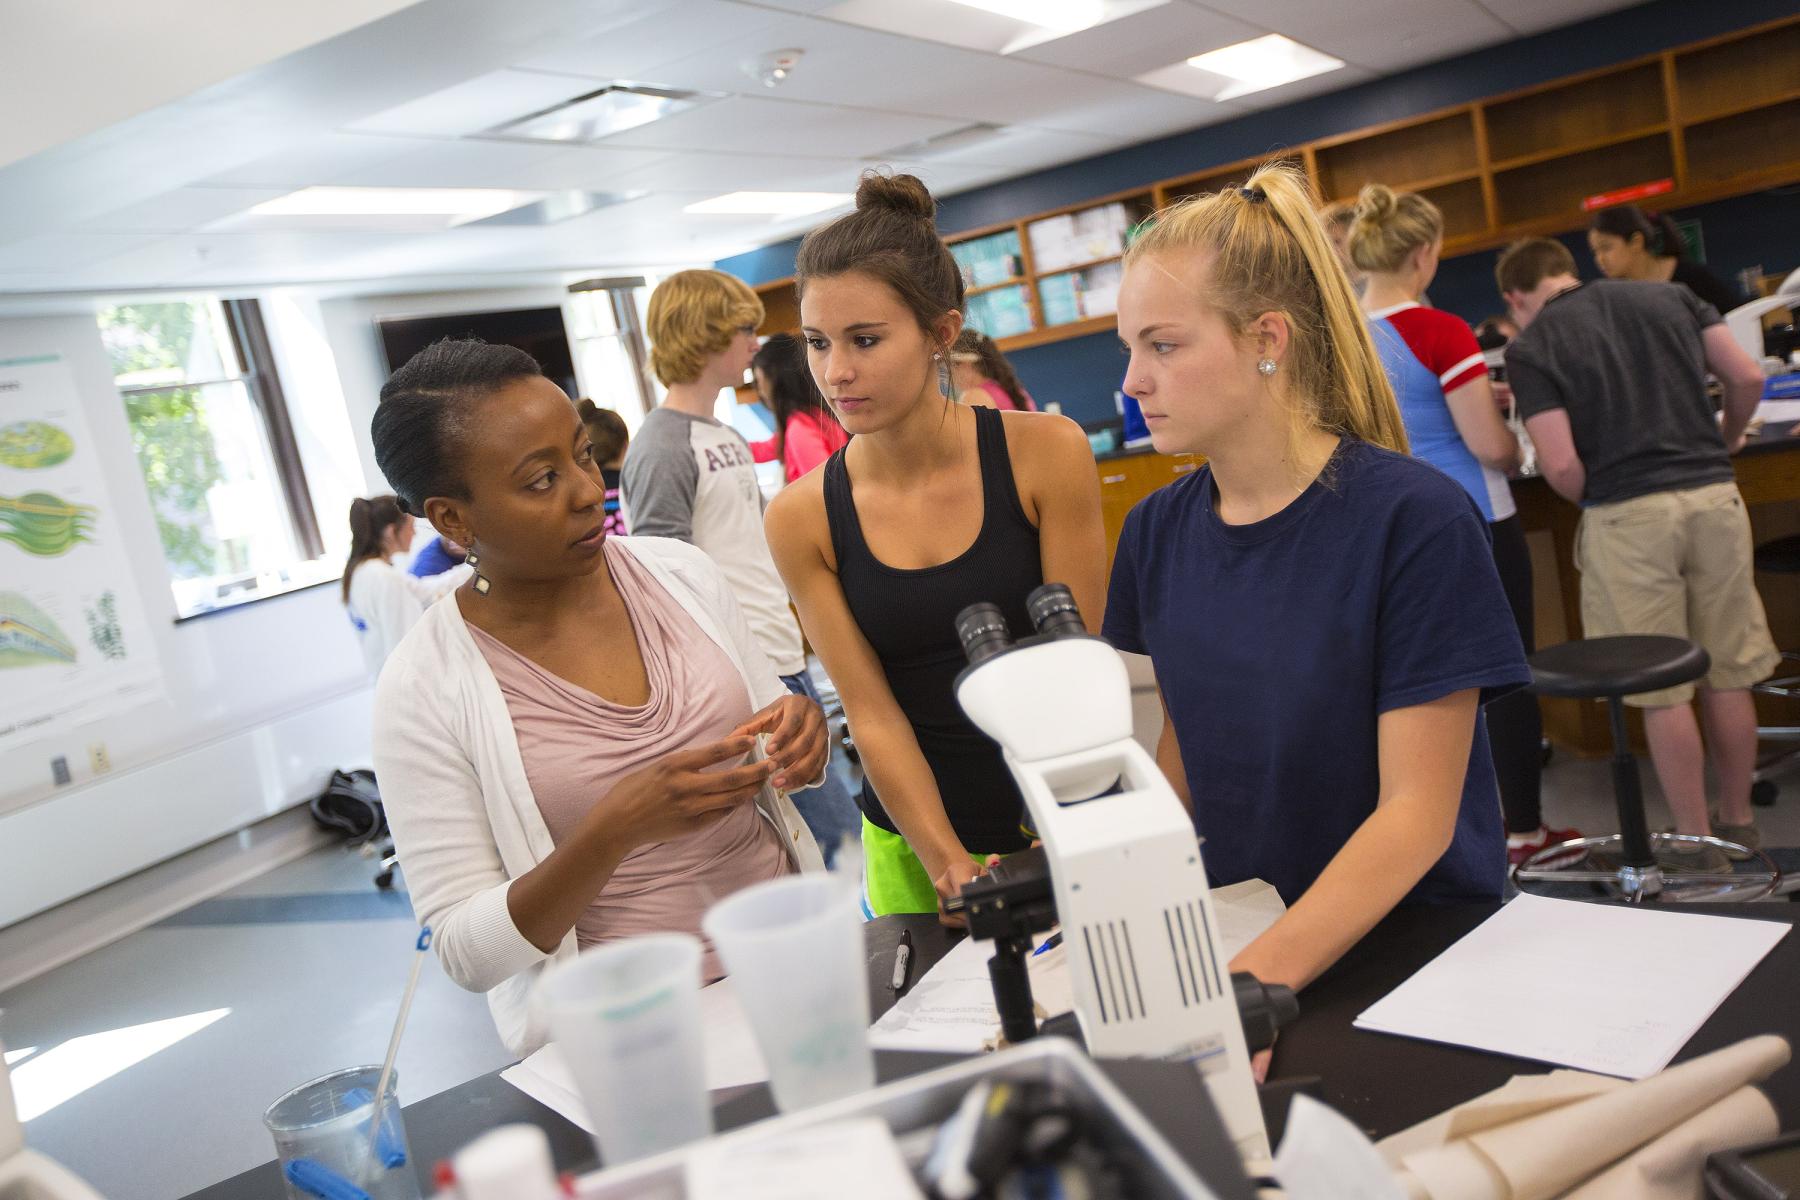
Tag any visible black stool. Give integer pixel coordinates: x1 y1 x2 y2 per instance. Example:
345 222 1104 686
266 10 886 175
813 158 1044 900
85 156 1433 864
1749 535 1800 806
1513 635 1780 903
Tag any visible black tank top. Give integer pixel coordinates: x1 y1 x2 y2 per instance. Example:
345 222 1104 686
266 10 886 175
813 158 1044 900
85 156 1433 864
823 404 1041 852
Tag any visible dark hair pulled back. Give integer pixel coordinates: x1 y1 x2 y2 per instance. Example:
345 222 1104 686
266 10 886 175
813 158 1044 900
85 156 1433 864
371 338 543 518
751 333 839 466
576 399 629 465
795 171 964 348
1590 204 1688 261
342 494 406 603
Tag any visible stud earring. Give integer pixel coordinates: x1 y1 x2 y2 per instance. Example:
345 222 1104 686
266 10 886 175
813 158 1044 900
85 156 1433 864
466 545 491 595
1257 357 1278 377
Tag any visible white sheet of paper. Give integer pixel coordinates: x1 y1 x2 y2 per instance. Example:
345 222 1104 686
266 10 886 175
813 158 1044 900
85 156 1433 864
685 1116 924 1200
500 978 770 1133
1354 895 1789 1079
1755 398 1800 423
869 880 1286 1054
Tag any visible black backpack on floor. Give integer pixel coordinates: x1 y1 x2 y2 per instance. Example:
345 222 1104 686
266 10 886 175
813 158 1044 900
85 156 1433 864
310 768 387 846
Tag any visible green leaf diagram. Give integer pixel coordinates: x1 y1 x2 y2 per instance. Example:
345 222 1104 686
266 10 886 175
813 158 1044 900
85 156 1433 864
0 420 75 469
0 491 97 556
0 591 77 667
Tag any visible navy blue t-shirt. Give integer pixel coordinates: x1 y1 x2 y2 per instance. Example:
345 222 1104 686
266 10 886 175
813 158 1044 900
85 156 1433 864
1102 439 1528 906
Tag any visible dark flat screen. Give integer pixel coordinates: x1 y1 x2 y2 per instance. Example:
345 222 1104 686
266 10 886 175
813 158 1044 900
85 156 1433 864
376 306 576 397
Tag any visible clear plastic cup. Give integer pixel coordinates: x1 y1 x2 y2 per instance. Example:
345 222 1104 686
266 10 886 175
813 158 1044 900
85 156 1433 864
263 1065 420 1200
702 875 875 1112
533 933 712 1165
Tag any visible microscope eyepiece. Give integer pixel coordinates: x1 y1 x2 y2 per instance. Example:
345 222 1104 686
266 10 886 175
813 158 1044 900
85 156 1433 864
1027 583 1085 641
956 602 1014 666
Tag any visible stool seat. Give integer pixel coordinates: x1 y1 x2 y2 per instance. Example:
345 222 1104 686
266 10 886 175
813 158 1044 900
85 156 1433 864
1528 635 1710 699
1755 535 1800 575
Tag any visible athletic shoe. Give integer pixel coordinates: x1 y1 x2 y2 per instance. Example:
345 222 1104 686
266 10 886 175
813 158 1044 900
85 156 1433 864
1507 826 1585 868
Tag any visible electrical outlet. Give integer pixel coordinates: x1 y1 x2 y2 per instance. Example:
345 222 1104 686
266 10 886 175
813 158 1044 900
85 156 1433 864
51 756 71 786
89 743 111 774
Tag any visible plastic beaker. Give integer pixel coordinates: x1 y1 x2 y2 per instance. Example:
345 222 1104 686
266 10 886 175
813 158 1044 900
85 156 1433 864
534 933 712 1165
703 875 875 1112
263 1065 419 1200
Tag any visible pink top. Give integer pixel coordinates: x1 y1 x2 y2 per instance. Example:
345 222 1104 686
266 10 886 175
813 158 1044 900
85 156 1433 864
749 409 852 482
470 538 790 979
973 379 1036 412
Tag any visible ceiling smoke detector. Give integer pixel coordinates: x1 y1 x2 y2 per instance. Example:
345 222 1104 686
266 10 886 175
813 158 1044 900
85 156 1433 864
743 48 805 89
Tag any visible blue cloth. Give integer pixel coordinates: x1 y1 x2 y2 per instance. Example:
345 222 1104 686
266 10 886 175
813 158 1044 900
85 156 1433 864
407 536 464 578
1371 317 1494 519
780 670 861 870
1102 438 1528 907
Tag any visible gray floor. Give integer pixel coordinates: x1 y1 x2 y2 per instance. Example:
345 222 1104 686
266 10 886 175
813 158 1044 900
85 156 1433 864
0 848 510 1200
5 752 1800 1200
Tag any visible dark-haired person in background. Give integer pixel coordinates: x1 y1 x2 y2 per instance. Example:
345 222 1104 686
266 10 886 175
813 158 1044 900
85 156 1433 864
1588 205 1744 316
748 332 849 482
765 171 1105 920
343 494 468 679
576 399 630 537
1499 238 1773 871
949 329 1037 411
367 339 827 1055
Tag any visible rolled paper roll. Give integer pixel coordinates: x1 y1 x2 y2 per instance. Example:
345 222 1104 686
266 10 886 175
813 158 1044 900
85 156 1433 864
1467 1035 1790 1200
1562 1085 1778 1200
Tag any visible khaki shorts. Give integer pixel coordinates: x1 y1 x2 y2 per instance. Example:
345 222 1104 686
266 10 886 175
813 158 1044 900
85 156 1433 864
1576 481 1780 707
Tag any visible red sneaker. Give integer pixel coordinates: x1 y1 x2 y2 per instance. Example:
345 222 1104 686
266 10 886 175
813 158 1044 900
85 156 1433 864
1507 826 1585 868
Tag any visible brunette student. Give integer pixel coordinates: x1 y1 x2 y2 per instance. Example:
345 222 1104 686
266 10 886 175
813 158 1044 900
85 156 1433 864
765 172 1106 920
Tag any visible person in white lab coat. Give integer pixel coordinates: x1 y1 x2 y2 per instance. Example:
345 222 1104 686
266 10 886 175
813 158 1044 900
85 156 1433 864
342 494 468 679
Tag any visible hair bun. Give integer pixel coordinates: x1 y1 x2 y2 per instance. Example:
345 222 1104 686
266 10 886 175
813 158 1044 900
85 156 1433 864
855 171 936 222
1353 183 1396 224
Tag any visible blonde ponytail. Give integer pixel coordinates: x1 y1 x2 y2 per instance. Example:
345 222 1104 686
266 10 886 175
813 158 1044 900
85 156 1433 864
1124 161 1407 461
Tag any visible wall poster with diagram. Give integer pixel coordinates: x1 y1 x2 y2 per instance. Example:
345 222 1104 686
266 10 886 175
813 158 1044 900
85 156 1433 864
0 353 162 748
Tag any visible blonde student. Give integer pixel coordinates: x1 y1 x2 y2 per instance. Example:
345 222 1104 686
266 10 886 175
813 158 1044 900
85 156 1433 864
1106 164 1529 999
765 172 1105 921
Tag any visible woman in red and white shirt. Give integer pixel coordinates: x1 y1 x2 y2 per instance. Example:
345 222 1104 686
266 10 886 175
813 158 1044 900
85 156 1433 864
1351 184 1572 865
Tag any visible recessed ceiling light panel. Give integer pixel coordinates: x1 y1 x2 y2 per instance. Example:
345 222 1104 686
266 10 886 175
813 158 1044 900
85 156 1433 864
1184 34 1344 101
944 0 1105 33
483 83 719 144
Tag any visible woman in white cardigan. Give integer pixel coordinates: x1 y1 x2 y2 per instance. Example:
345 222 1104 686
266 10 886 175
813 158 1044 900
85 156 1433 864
370 340 827 1056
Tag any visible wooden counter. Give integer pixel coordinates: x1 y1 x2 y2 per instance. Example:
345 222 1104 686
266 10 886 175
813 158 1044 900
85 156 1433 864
1093 431 1800 757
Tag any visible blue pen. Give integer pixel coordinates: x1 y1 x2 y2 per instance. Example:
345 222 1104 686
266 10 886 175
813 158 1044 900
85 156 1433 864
1032 931 1063 958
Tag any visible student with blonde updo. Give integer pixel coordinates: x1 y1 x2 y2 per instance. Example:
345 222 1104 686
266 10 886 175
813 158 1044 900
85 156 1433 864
1108 164 1528 1004
1350 184 1561 864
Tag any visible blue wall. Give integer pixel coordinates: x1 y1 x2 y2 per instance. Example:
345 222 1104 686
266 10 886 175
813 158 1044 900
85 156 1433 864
719 0 1797 424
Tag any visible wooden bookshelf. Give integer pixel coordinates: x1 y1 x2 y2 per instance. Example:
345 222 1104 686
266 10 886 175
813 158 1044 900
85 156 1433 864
738 14 1798 357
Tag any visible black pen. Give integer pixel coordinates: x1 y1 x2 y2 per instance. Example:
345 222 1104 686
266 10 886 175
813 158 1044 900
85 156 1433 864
891 928 914 992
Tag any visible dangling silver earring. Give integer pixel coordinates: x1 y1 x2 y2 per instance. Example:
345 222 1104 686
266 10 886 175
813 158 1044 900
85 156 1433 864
1257 357 1278 377
466 544 491 595
935 351 951 397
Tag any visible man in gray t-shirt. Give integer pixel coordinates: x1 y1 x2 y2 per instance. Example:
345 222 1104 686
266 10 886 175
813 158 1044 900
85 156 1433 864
1497 238 1774 865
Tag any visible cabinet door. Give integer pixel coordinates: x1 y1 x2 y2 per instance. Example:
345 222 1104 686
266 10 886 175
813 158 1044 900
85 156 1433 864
1097 454 1202 576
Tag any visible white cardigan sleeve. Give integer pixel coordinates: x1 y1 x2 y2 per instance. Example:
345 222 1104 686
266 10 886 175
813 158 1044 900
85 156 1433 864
372 658 549 993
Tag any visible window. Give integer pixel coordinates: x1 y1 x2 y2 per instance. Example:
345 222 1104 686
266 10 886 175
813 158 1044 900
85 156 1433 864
566 277 662 430
98 298 328 619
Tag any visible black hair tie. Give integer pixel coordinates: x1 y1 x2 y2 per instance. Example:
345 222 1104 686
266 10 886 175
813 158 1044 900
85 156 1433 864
1239 186 1267 203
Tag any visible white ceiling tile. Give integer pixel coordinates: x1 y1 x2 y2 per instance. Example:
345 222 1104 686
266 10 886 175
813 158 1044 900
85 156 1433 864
333 138 570 188
1135 59 1377 108
1188 0 1512 70
75 187 291 233
606 152 859 194
82 232 417 288
497 145 680 192
0 233 165 274
1012 2 1262 75
514 1 789 81
601 95 968 159
197 132 439 189
1476 0 1648 36
348 68 604 138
